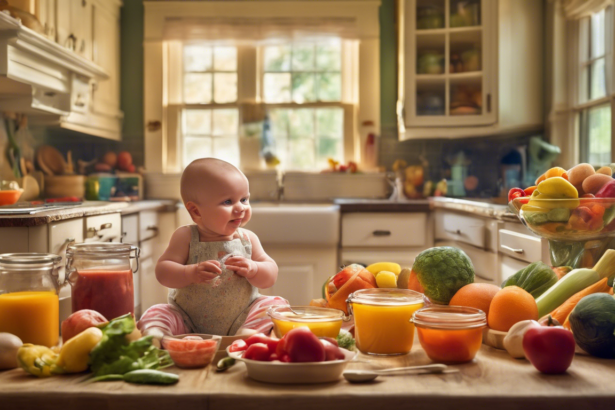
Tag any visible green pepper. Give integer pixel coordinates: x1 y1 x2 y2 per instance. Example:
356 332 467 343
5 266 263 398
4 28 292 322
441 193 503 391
123 369 179 385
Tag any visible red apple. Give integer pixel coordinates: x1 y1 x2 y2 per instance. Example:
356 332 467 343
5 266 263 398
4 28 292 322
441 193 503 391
61 309 108 343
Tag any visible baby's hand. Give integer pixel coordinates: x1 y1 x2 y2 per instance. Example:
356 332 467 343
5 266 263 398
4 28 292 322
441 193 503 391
225 256 258 279
188 260 222 283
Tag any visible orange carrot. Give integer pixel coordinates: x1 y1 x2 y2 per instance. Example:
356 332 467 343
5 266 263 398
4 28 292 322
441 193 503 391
550 278 610 324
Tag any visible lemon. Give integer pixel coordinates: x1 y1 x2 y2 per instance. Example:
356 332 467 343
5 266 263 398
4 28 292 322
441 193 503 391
366 262 401 276
376 271 397 288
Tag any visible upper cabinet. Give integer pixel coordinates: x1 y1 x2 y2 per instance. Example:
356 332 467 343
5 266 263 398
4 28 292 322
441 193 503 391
398 0 544 139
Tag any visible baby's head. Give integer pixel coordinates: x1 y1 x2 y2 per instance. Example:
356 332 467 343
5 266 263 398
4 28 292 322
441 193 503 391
181 158 251 237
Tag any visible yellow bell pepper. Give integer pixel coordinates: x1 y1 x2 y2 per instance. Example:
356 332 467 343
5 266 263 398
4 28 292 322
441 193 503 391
17 344 61 377
536 177 578 199
56 327 103 373
527 194 580 210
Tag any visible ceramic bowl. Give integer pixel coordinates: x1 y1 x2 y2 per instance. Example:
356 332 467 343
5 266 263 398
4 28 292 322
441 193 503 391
0 189 24 206
161 334 221 368
227 347 357 384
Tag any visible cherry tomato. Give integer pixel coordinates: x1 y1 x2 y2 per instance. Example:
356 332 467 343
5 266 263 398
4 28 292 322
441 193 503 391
243 343 271 361
228 339 247 353
508 188 526 202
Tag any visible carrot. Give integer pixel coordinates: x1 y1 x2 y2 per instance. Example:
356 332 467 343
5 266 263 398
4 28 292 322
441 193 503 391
550 277 610 324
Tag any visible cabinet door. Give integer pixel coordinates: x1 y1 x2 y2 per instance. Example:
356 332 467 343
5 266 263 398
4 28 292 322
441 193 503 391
55 0 72 49
402 0 497 128
37 0 57 41
72 0 93 60
91 0 120 117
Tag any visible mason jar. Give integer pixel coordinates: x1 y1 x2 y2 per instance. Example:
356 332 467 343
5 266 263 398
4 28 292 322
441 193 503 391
66 242 139 320
0 253 64 347
346 288 424 355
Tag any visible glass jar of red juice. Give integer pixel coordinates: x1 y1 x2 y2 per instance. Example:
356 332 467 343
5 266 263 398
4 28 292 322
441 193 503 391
66 243 139 320
0 253 64 347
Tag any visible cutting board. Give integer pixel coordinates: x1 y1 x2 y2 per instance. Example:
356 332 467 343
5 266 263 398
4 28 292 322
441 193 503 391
483 327 507 350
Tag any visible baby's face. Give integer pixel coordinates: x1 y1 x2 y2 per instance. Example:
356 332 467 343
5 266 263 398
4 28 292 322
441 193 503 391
193 171 252 237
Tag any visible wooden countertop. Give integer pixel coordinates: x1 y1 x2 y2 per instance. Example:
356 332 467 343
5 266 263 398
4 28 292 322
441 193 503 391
1 342 613 410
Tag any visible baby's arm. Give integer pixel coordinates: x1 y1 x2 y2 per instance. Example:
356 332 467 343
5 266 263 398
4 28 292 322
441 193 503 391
156 226 222 288
225 229 278 289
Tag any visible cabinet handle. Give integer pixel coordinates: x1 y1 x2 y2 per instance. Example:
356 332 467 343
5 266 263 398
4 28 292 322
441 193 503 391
74 93 86 107
445 229 462 236
501 245 524 254
87 223 113 238
372 230 391 237
487 93 492 113
65 34 77 51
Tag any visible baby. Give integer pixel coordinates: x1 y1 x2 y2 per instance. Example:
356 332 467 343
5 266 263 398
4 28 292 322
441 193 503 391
138 158 288 339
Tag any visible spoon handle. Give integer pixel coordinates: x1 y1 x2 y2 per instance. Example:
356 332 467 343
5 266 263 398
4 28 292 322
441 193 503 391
376 364 447 374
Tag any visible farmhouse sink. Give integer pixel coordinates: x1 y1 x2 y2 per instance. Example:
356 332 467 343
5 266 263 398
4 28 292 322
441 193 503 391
247 202 340 246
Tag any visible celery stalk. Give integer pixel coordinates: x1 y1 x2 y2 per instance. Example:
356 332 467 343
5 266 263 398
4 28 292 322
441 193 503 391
535 249 615 317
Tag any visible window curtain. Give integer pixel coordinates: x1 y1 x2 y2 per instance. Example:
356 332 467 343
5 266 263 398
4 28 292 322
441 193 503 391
162 17 359 43
563 0 612 19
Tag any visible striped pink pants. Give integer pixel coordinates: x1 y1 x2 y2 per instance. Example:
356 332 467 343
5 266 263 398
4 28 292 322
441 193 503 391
137 295 289 339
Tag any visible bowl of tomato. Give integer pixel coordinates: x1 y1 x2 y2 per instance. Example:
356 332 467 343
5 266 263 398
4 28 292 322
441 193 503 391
161 334 221 368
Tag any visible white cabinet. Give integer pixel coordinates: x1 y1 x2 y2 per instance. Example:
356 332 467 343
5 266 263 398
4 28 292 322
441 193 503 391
55 0 92 59
399 0 544 139
497 221 550 283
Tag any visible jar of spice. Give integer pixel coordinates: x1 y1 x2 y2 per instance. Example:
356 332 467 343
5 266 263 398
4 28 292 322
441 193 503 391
0 253 64 347
66 243 139 320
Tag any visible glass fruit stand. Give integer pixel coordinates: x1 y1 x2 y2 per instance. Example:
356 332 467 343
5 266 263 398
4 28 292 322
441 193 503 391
509 197 615 268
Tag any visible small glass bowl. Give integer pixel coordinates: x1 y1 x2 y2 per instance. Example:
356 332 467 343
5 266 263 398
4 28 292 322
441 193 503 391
161 334 221 368
267 306 344 338
411 306 486 364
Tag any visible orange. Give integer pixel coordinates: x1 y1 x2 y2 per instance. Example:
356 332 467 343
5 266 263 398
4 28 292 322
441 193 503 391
449 283 500 316
487 286 538 332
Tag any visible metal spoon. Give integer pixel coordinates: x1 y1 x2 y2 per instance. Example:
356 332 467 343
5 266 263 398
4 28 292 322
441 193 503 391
343 364 448 383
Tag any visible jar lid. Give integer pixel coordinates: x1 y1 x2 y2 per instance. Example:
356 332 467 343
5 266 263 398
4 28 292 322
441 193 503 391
267 306 344 322
347 288 424 306
411 306 487 329
66 242 138 257
0 253 62 266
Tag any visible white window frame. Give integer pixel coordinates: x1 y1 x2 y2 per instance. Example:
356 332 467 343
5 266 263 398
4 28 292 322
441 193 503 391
144 1 381 174
567 5 615 166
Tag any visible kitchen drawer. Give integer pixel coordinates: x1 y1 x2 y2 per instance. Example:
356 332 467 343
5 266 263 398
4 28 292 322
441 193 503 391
85 213 122 242
435 212 486 249
436 240 497 283
341 213 427 248
122 214 139 245
140 238 154 259
139 211 159 242
500 254 529 283
499 229 547 264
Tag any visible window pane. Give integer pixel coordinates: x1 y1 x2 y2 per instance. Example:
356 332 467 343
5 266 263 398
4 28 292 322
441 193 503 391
213 73 237 103
214 47 237 71
289 109 314 139
316 40 341 71
317 73 342 101
289 138 315 170
264 45 291 71
588 104 611 165
213 136 240 167
183 45 212 72
184 109 211 134
591 9 606 58
264 73 291 103
590 58 607 100
317 138 342 168
212 109 239 136
292 73 316 103
316 108 343 138
269 109 291 139
184 136 212 164
292 44 315 70
184 73 212 103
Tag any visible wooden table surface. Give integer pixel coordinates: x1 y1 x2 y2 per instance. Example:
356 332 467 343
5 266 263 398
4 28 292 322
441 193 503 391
1 342 614 410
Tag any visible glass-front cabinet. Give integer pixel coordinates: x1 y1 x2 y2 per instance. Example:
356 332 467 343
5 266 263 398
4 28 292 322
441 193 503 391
400 0 497 128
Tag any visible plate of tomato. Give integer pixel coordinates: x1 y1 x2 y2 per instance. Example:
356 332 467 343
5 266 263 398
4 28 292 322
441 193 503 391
226 328 357 384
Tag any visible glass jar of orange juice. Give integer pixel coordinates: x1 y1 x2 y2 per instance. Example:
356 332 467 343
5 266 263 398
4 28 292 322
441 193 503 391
66 243 139 321
347 288 424 355
411 306 487 364
0 253 64 347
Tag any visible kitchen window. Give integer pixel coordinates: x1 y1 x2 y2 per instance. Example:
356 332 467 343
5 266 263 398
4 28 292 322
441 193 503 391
575 6 614 165
143 1 380 174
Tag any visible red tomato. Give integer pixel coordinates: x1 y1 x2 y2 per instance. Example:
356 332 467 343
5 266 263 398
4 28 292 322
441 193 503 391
228 339 247 352
522 327 575 374
284 327 325 363
245 333 271 347
508 188 526 202
321 339 345 361
276 333 288 357
243 343 271 361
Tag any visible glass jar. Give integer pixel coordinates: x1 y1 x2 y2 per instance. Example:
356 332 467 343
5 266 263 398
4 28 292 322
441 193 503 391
66 243 139 320
267 306 344 338
346 288 424 356
0 253 64 347
411 306 487 364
